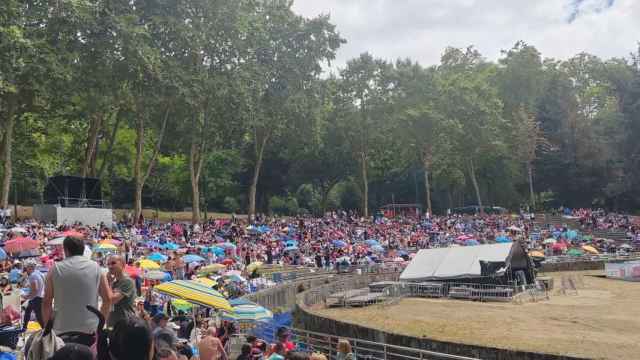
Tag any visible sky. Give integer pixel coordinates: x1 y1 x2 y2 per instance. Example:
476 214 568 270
291 0 639 72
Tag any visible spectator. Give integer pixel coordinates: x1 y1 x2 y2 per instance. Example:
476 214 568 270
42 236 111 346
152 313 178 349
108 316 155 360
237 344 252 360
21 259 45 330
198 327 228 360
336 339 353 360
49 343 93 360
106 254 136 328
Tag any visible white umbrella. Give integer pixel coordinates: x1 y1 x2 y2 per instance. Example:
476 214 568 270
507 226 523 232
543 238 556 244
619 244 632 249
10 227 27 233
47 237 66 246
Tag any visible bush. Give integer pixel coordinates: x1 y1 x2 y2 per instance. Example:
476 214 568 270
269 194 299 215
223 196 240 213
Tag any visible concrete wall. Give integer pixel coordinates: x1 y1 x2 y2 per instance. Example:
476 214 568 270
33 205 113 227
540 260 604 272
294 306 587 360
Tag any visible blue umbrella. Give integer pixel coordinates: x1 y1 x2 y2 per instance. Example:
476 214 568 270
495 236 512 243
284 246 299 252
332 240 347 248
183 255 205 263
222 242 236 249
146 241 161 248
397 250 408 256
211 247 226 256
567 230 578 240
161 242 179 250
230 298 253 306
0 247 7 261
285 240 298 247
465 239 480 246
148 252 168 262
371 245 384 252
364 239 380 246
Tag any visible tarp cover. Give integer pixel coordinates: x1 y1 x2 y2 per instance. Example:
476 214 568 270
400 243 515 281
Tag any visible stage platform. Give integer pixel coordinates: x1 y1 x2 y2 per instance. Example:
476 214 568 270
33 204 113 227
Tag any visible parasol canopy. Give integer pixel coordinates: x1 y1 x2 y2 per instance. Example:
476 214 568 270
125 265 142 278
46 237 66 246
581 245 599 254
528 250 545 258
222 303 273 322
182 255 205 263
4 237 39 253
139 259 161 270
154 280 232 312
148 252 168 263
199 264 226 275
144 270 171 281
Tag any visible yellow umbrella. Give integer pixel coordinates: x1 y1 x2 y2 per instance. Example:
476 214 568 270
95 243 118 252
528 250 545 258
194 277 217 287
154 280 232 312
198 264 225 275
139 259 161 270
581 245 599 254
246 261 263 273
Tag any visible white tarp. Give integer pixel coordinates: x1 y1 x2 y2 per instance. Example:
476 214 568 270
400 243 514 281
605 261 640 281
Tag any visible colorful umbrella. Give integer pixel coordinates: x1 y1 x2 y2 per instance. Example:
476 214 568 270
246 261 263 273
0 248 7 261
371 245 384 252
154 280 232 312
172 299 193 312
543 238 557 244
223 303 273 322
581 245 599 254
221 242 236 249
139 259 161 270
567 248 583 256
198 264 225 275
284 246 298 252
528 250 545 258
221 258 235 266
161 242 179 250
148 252 168 262
364 239 380 246
193 277 217 287
62 230 85 238
125 265 142 278
183 255 205 263
46 237 66 246
144 270 171 281
332 240 347 248
495 236 512 243
465 239 480 246
95 243 118 252
4 237 39 253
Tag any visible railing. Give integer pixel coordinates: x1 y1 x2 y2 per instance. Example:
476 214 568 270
55 197 111 208
407 282 516 302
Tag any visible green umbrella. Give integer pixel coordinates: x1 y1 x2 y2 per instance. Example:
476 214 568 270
567 248 583 256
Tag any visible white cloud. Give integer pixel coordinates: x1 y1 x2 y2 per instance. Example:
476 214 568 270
291 0 640 71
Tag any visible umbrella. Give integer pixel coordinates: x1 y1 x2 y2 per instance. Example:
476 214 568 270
199 264 226 275
552 242 567 251
193 277 217 287
284 240 298 247
392 257 404 262
223 303 273 322
543 238 557 244
221 242 236 249
528 250 545 258
221 258 234 266
225 274 246 283
3 237 39 254
94 243 118 253
9 227 27 234
0 248 6 261
456 235 471 241
581 245 599 254
507 226 523 232
144 270 171 281
146 241 162 248
139 259 161 270
465 239 480 246
154 280 232 312
210 247 226 256
364 239 380 246
172 299 193 312
371 245 384 252
161 242 180 251
619 243 632 249
125 265 141 278
183 255 205 263
46 237 66 246
62 230 85 238
284 246 298 252
495 236 512 243
148 252 168 263
246 261 263 273
332 240 347 248
567 248 584 256
567 230 578 240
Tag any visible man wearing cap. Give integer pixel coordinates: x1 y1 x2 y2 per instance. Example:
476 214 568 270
22 259 45 330
152 313 178 349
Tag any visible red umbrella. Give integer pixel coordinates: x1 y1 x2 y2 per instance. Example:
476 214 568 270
125 265 141 278
4 237 40 254
62 230 85 238
221 258 234 266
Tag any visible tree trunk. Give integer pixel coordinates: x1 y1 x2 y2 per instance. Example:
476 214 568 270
190 139 205 225
133 105 170 221
97 110 123 179
133 116 144 221
80 114 103 178
248 134 268 221
527 161 536 209
468 158 484 215
1 99 16 209
360 152 369 218
422 145 433 216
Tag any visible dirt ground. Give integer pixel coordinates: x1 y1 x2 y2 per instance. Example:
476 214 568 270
313 271 640 360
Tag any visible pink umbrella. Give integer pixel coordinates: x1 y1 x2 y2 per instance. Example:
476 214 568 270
456 235 471 241
4 237 40 254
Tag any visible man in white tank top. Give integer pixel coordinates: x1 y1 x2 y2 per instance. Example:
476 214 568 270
42 236 112 344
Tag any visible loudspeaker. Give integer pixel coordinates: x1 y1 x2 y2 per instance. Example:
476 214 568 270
44 176 102 205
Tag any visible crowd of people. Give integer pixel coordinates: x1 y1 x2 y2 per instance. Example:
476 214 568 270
0 208 638 359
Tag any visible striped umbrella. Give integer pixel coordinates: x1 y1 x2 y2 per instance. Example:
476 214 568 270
222 303 273 322
198 264 225 275
154 280 232 312
139 259 161 270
